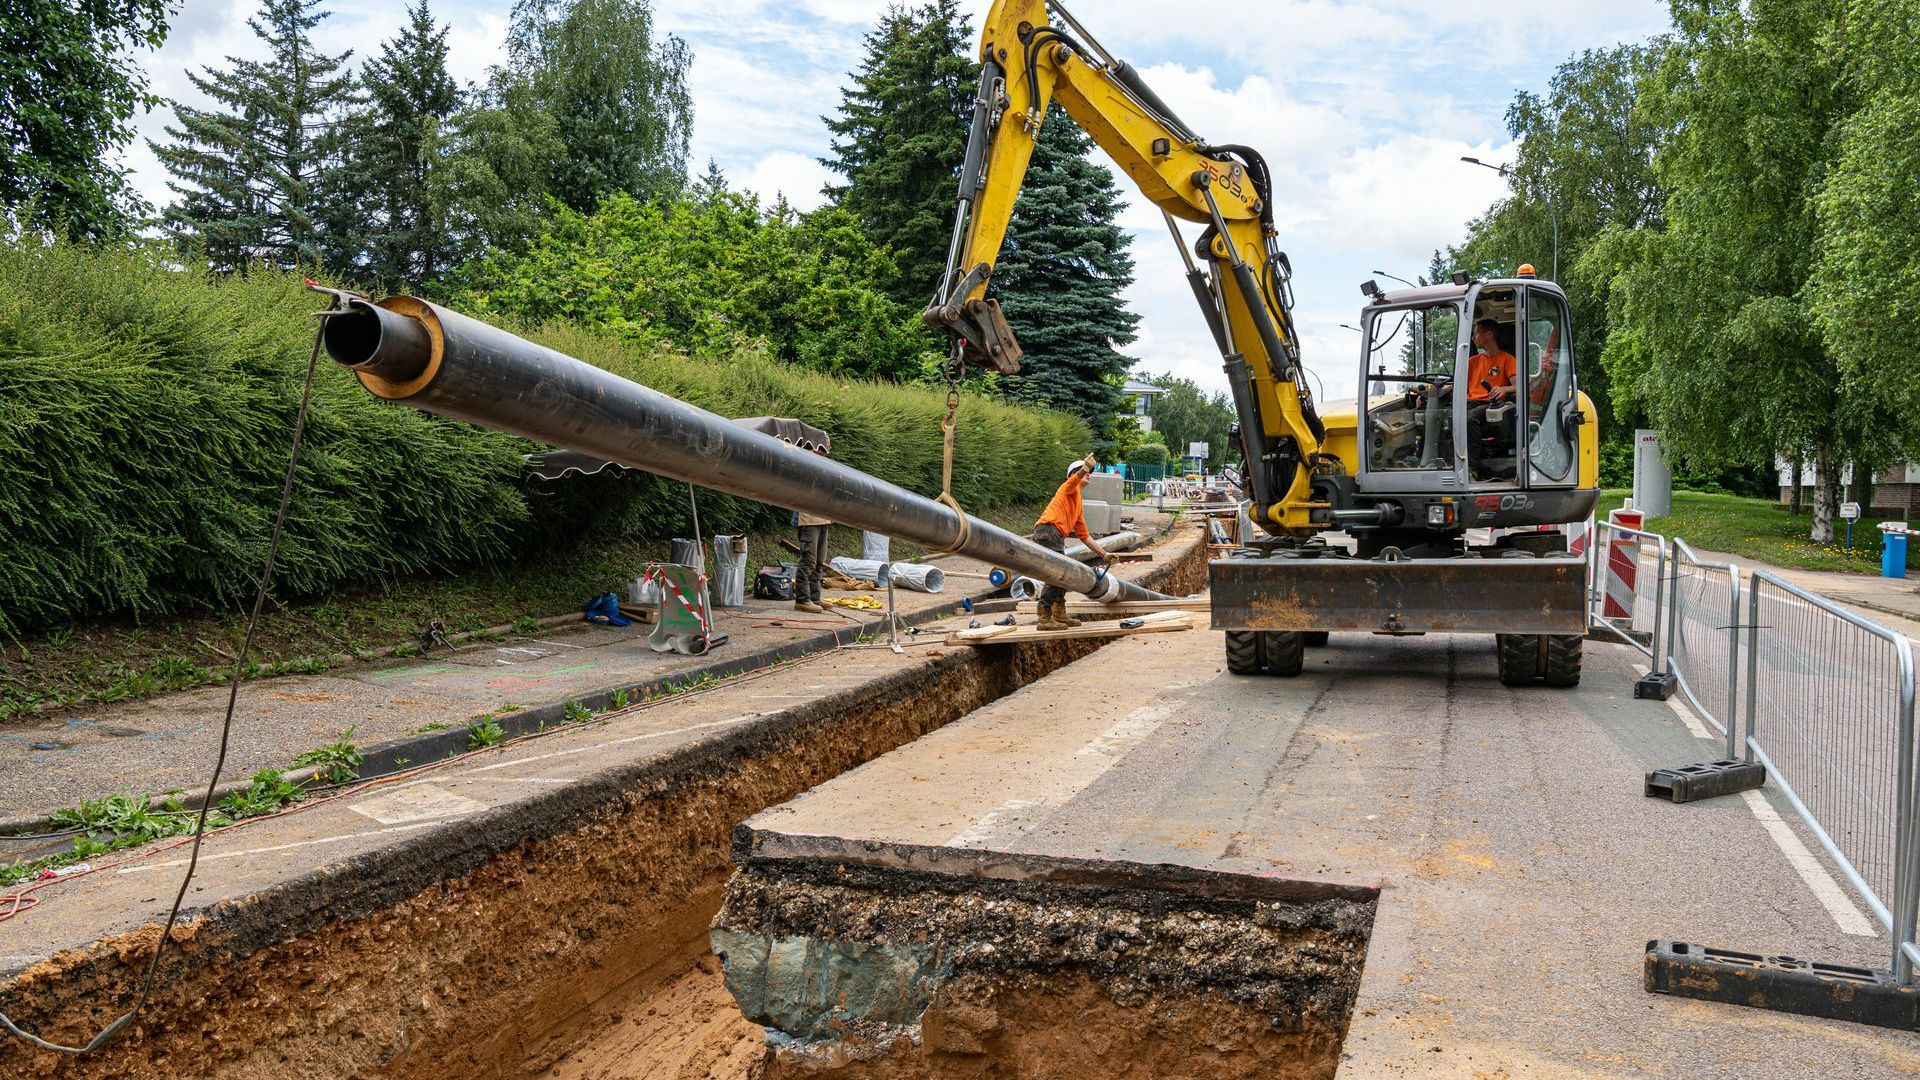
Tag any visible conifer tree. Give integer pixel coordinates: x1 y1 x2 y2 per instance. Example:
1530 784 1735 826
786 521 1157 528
153 0 359 271
820 0 976 307
991 102 1138 449
336 0 462 290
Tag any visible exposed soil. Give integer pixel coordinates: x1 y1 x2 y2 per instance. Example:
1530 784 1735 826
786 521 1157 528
0 531 1206 1080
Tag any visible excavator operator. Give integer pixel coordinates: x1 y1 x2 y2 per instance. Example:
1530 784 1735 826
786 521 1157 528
1466 319 1518 479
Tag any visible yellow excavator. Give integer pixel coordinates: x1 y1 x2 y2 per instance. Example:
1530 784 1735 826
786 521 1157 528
925 0 1601 685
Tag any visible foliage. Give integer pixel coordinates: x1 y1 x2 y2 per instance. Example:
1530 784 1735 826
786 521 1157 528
563 699 595 723
292 728 363 785
491 0 692 213
1143 375 1236 473
50 792 198 843
152 0 362 272
0 241 1084 635
820 0 977 308
449 189 932 380
0 0 170 240
332 1 464 290
467 718 505 749
216 768 306 818
992 104 1140 452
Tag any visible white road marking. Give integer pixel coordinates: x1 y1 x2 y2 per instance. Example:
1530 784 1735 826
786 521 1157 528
1740 789 1877 937
465 714 761 773
944 799 1043 848
1663 693 1715 741
116 820 449 874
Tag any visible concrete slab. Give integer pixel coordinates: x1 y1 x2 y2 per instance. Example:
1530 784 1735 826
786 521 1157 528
729 628 1920 1077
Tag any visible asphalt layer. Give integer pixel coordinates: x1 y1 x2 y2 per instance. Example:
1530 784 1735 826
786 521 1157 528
738 627 1920 1078
0 514 1176 824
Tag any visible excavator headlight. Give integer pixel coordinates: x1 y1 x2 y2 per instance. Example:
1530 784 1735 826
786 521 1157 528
1427 503 1453 526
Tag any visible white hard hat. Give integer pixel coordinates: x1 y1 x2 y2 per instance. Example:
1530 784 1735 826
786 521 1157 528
1066 458 1089 477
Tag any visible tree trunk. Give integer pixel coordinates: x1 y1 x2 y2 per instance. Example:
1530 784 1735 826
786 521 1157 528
1790 457 1804 515
1810 447 1836 542
1849 462 1872 514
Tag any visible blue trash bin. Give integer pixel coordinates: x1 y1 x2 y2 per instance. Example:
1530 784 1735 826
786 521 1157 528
1883 529 1908 579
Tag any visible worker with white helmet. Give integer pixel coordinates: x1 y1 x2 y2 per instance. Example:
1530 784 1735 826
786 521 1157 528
1030 454 1110 631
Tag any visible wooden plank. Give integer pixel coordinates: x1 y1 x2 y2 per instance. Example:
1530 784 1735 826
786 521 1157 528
1013 598 1208 615
946 611 1195 646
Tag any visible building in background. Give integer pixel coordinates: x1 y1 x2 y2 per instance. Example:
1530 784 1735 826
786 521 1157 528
1122 378 1162 431
1777 459 1920 514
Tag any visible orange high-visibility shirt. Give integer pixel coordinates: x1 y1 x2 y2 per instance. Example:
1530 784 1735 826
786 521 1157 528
1467 349 1517 402
1037 476 1092 541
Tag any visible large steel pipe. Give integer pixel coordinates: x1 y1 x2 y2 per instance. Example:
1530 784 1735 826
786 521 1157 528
323 296 1168 604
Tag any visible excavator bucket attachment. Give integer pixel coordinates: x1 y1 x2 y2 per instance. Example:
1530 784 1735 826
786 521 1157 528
922 294 1024 374
1209 554 1588 635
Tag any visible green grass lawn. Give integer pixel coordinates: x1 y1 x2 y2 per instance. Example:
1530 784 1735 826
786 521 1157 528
1593 489 1911 575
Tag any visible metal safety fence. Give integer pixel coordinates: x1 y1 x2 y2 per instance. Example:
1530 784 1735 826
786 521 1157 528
1664 540 1742 758
1593 519 1920 982
1740 571 1919 978
1587 519 1668 666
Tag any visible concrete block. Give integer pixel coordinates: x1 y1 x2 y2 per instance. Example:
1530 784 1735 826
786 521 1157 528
1082 500 1120 535
1085 472 1123 504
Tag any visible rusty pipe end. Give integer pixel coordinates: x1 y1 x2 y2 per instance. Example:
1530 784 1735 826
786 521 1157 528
324 299 433 384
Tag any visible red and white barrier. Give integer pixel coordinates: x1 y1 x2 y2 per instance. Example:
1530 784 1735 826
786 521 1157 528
1603 508 1643 619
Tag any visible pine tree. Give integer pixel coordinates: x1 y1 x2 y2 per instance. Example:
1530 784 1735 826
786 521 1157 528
153 0 360 272
336 0 462 290
820 0 976 307
991 103 1139 451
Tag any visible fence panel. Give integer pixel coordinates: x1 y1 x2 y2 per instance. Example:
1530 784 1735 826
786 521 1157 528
1665 540 1742 757
1588 520 1667 666
1742 571 1918 975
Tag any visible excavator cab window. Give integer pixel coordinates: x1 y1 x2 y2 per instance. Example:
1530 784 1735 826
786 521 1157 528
1362 301 1459 473
1467 289 1520 482
1524 289 1577 483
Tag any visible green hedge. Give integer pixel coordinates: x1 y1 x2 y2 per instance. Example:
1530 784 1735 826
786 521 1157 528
0 243 1089 633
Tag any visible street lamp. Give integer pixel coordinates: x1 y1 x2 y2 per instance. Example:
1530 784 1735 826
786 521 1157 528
1340 323 1362 333
1371 270 1415 287
1460 155 1558 281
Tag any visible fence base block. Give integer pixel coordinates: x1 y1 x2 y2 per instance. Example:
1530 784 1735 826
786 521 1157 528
1644 759 1767 803
1645 940 1920 1030
1634 670 1679 699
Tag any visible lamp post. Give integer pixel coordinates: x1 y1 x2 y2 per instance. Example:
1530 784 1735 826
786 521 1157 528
1371 270 1415 287
1461 155 1557 281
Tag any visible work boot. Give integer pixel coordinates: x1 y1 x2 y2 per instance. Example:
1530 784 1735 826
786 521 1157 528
794 599 825 614
1035 608 1069 631
1053 600 1082 628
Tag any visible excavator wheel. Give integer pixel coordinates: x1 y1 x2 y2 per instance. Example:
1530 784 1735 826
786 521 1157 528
1543 634 1583 688
1496 633 1544 686
1260 631 1305 677
1303 631 1330 647
1225 631 1261 675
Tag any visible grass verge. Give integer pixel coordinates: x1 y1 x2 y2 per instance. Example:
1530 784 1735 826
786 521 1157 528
1595 489 1913 575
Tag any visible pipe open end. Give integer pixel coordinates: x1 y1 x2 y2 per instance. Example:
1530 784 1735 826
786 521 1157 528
324 300 432 384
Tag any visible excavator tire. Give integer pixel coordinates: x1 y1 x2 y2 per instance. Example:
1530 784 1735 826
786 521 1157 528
1225 631 1261 675
1303 631 1330 647
1543 634 1583 687
1496 633 1544 686
1260 631 1305 677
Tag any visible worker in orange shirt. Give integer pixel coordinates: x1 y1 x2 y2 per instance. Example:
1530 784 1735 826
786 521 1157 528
1031 455 1110 631
1465 318 1518 477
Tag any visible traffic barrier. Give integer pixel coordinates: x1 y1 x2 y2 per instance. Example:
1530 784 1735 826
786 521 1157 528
1663 539 1742 755
1587 516 1666 668
1603 508 1643 619
1741 571 1919 979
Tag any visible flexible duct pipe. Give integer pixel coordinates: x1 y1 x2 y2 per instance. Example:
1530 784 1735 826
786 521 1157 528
828 558 945 594
323 296 1168 604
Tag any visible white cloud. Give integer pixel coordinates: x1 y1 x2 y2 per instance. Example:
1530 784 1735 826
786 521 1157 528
122 0 1665 404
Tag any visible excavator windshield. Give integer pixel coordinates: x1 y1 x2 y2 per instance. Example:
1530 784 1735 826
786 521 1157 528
1361 299 1463 475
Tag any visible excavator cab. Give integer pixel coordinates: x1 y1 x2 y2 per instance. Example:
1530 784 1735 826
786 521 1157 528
1350 270 1596 544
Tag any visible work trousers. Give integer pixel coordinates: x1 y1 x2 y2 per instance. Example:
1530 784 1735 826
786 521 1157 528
794 524 829 603
1031 522 1068 607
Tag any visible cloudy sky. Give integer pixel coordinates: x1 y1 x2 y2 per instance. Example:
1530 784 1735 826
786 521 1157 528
123 0 1671 397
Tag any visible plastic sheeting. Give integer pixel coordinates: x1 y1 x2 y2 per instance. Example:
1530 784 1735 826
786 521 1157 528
828 557 946 593
861 531 890 562
711 535 747 607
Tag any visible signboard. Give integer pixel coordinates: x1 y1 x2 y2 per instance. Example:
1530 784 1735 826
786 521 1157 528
1187 441 1209 458
1841 502 1862 521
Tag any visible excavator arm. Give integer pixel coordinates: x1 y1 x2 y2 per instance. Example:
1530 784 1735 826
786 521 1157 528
923 0 1325 533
